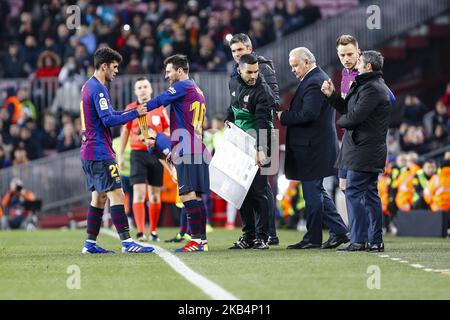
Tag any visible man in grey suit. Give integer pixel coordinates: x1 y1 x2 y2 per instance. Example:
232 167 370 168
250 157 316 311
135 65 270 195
277 47 349 249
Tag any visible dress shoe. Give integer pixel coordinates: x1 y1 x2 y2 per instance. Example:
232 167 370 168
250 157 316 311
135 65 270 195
336 242 367 252
287 241 321 249
268 236 279 246
367 242 385 252
321 234 350 249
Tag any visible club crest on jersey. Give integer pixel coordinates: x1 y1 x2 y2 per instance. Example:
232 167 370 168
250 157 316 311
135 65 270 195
99 98 108 110
244 95 249 103
152 115 161 125
232 91 236 97
168 87 176 94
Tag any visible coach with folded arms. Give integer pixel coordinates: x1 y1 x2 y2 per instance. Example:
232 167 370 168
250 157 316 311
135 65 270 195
277 47 349 250
321 51 391 252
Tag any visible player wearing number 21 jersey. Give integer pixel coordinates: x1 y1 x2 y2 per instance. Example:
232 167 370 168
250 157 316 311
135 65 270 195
79 47 153 255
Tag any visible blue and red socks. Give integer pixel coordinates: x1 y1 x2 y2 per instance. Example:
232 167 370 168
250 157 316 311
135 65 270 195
183 200 203 240
179 207 189 236
110 204 131 241
86 205 104 241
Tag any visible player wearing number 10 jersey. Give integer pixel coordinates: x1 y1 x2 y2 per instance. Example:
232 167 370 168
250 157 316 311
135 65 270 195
79 47 153 254
145 54 210 252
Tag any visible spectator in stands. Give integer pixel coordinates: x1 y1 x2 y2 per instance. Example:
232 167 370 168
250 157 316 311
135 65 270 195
2 87 22 125
439 82 450 110
56 24 70 61
19 126 41 160
424 159 450 212
424 99 448 136
231 0 251 34
35 50 61 79
284 1 306 35
12 147 29 166
41 113 58 152
273 15 286 40
146 1 163 26
249 18 273 48
274 0 287 17
400 95 429 126
1 178 37 229
427 123 450 151
56 121 79 152
299 0 322 27
194 35 227 72
412 159 437 210
0 145 11 169
17 87 37 121
2 43 26 78
258 3 275 40
51 56 84 114
22 35 41 74
6 124 21 150
18 12 34 43
432 100 449 133
43 36 61 59
172 27 191 57
400 124 430 154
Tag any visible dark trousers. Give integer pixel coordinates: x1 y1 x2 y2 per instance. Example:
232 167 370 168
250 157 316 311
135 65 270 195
345 170 383 244
266 183 277 237
240 170 270 241
301 178 348 244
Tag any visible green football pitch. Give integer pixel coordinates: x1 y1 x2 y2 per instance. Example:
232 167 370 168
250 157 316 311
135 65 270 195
1 228 449 300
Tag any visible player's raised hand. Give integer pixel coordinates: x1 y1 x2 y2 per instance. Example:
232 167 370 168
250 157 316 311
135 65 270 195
136 103 147 115
321 79 334 97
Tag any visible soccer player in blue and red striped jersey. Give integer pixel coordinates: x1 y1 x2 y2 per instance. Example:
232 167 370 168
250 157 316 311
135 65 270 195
80 47 154 254
144 54 210 252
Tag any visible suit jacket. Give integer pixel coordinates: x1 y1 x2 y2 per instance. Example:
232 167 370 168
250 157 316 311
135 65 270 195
280 66 338 181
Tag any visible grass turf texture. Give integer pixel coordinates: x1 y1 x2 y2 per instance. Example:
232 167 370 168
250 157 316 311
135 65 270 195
0 228 449 299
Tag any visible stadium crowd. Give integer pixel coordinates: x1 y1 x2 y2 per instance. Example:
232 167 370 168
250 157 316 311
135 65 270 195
0 0 322 78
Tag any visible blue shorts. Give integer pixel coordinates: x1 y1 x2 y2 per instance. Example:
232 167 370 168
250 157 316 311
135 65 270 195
81 160 122 193
175 155 210 195
338 169 348 179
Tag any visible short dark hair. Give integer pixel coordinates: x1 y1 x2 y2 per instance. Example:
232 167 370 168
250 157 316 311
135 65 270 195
94 47 122 69
361 50 384 71
164 54 189 73
336 34 358 48
229 33 252 48
135 76 149 83
238 54 258 68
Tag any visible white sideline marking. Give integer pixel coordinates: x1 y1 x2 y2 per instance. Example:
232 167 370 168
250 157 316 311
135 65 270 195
376 252 449 275
100 228 238 300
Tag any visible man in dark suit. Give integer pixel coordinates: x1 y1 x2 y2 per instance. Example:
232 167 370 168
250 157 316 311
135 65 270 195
277 47 349 249
321 50 392 252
